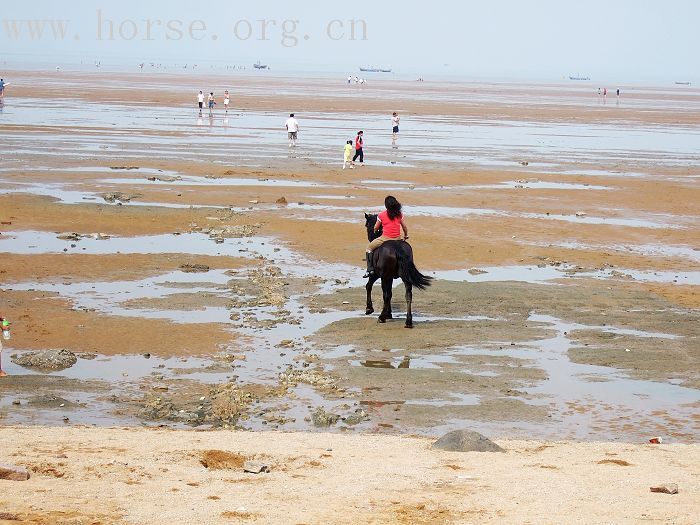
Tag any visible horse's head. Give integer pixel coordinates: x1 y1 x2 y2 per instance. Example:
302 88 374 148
364 213 382 242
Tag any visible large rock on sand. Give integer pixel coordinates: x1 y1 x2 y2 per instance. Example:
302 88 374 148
11 349 78 371
0 464 31 481
432 430 504 453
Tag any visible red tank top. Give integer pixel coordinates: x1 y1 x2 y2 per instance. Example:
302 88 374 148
378 210 402 238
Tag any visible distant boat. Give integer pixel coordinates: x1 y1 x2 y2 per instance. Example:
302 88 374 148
569 74 590 81
675 81 691 85
359 66 392 73
253 61 268 70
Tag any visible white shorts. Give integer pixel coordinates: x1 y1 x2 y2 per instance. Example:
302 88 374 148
224 100 229 106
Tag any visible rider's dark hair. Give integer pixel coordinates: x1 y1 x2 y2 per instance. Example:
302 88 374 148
385 196 402 220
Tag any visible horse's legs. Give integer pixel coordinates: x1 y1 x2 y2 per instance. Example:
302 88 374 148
365 274 379 315
404 281 413 328
378 277 393 323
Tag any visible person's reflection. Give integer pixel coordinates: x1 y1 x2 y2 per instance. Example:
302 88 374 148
197 116 203 126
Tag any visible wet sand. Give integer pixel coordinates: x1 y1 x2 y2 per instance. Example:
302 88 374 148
0 70 699 522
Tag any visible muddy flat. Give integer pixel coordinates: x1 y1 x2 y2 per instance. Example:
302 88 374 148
0 70 698 523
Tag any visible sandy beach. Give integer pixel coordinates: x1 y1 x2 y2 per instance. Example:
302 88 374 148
0 69 698 523
1 427 699 524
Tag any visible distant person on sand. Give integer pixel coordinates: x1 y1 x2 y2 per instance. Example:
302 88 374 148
0 78 5 103
208 92 215 116
352 130 364 166
343 140 354 169
347 75 352 84
224 90 230 112
197 91 204 112
392 112 400 141
285 113 299 147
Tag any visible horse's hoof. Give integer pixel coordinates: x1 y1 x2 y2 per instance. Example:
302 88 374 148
365 308 374 315
378 318 386 324
404 324 413 329
386 314 393 319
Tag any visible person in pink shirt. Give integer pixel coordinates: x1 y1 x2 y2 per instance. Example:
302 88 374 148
364 196 409 277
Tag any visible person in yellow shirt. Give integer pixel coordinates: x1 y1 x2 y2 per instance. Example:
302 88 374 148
343 140 354 169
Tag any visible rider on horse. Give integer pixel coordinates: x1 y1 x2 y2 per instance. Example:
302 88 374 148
363 196 409 277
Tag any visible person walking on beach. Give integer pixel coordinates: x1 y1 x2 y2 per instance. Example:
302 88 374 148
197 91 204 113
223 90 230 112
392 112 400 141
207 92 215 116
0 79 5 103
285 113 300 147
343 140 354 169
352 130 364 166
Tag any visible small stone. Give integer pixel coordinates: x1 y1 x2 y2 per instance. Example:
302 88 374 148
276 197 288 205
432 430 505 453
12 400 20 406
243 461 270 474
57 232 81 241
468 268 488 276
179 263 210 273
575 211 587 217
650 483 678 494
0 464 31 481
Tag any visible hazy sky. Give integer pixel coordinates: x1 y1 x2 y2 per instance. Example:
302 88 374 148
2 0 698 82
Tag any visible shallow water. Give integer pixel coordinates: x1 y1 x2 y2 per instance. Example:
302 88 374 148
4 96 700 171
328 313 697 441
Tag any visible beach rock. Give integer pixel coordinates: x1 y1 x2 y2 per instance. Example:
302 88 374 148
243 461 270 474
27 394 76 409
0 464 30 481
276 197 288 205
311 407 340 428
57 232 82 241
432 430 504 452
109 166 139 170
11 349 77 371
468 268 488 276
179 263 210 273
101 191 142 203
650 483 678 494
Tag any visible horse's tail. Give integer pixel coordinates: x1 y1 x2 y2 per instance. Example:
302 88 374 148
395 243 433 290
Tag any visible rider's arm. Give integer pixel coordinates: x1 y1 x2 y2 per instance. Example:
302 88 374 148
374 218 382 233
400 218 409 239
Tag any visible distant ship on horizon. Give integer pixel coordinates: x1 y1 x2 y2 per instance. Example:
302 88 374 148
253 61 268 70
359 66 392 73
675 81 691 85
569 74 590 81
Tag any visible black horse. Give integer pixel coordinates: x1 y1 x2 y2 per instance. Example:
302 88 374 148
364 213 433 328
